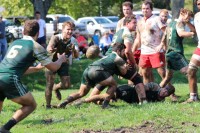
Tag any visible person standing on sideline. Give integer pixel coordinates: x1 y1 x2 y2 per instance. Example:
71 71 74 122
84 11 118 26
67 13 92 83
116 1 133 32
0 20 67 133
0 15 7 62
35 11 46 48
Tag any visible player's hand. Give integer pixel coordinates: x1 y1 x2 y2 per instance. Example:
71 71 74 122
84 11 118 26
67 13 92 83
57 53 67 63
155 44 163 53
49 47 57 53
35 63 44 70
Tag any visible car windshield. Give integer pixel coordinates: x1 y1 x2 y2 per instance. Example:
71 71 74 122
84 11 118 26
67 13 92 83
94 18 111 24
59 17 74 23
5 19 15 27
107 17 118 22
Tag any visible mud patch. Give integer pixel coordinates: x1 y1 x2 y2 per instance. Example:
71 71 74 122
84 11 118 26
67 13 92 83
77 121 174 133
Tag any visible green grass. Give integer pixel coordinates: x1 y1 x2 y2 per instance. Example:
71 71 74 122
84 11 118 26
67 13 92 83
1 38 200 132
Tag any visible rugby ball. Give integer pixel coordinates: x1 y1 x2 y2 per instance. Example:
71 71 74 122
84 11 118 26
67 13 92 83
86 45 100 59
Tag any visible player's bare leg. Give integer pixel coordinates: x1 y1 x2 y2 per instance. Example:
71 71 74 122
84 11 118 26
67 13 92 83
53 76 71 100
0 93 36 132
45 73 55 108
58 84 90 108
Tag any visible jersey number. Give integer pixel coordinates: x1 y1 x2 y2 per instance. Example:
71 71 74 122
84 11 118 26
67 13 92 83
7 45 23 58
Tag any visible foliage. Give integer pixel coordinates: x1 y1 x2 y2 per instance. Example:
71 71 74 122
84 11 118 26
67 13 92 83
0 0 195 19
0 0 33 17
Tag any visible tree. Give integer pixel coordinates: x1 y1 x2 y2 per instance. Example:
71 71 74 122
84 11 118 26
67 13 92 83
30 0 53 19
0 0 33 17
171 0 185 19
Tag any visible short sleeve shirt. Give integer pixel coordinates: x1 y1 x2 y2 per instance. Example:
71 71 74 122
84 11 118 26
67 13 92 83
0 35 52 77
137 15 166 54
37 19 46 38
112 27 134 46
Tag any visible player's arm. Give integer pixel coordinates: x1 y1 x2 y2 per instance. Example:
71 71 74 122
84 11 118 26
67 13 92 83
115 56 128 75
24 63 44 75
132 29 141 53
123 33 136 66
176 21 195 37
159 27 168 51
47 35 57 53
45 53 66 72
34 42 66 72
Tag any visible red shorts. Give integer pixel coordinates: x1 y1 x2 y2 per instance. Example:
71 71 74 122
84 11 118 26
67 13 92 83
139 52 165 68
133 49 141 65
194 47 200 55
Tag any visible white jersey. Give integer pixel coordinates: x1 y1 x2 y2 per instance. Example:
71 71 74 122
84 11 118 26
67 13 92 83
194 12 200 48
37 19 46 38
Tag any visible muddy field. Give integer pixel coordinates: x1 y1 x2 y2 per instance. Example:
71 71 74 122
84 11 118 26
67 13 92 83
77 120 199 133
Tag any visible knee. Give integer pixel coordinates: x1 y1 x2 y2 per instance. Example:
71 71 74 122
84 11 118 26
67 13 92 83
61 81 71 89
30 100 37 111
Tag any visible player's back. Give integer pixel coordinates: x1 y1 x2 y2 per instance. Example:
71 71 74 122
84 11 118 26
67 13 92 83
0 38 36 77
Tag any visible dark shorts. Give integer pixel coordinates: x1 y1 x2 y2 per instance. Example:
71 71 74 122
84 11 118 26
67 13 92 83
45 63 69 76
116 84 139 103
37 36 46 44
166 51 188 71
81 66 111 87
0 74 29 101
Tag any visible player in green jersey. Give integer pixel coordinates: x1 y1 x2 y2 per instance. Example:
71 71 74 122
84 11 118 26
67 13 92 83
0 20 67 133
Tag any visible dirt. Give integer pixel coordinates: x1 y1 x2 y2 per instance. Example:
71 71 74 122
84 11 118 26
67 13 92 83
77 121 175 133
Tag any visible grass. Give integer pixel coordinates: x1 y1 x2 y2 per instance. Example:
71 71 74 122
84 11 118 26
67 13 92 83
1 38 200 133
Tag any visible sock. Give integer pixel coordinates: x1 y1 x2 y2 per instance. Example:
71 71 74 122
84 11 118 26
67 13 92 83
59 96 74 107
3 118 17 130
190 93 198 100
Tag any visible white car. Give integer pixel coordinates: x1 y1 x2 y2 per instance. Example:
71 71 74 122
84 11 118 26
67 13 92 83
46 14 88 37
77 16 116 36
133 10 172 21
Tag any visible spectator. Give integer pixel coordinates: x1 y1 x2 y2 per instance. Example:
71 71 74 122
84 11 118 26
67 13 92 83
35 11 46 48
53 16 59 35
99 30 112 55
92 30 100 46
0 15 7 62
109 29 115 41
74 29 88 55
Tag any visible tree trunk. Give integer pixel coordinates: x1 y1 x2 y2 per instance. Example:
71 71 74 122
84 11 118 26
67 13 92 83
171 0 184 19
30 0 53 19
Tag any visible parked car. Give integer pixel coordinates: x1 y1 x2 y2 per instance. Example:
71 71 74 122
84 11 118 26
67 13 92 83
77 16 116 36
104 16 119 23
133 10 172 21
4 16 26 43
46 14 88 37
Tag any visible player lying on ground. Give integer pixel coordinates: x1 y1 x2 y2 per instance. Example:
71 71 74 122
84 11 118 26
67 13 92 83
84 82 175 105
